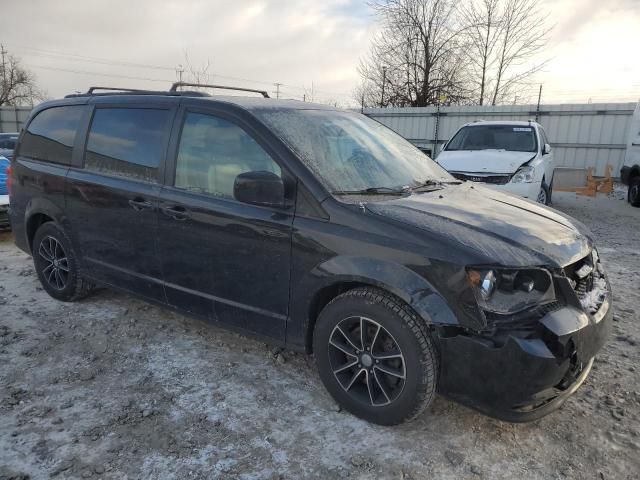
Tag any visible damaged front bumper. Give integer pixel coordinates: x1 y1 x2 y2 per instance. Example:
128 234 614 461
437 289 612 422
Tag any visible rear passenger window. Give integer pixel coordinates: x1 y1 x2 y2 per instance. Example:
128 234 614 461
85 108 169 183
174 113 281 199
20 106 84 165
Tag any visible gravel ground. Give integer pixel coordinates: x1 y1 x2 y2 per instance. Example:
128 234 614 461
1 191 639 480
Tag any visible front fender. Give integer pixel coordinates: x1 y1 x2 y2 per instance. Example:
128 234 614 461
314 256 459 325
288 255 462 352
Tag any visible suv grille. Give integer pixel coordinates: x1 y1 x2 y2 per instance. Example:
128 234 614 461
451 173 511 185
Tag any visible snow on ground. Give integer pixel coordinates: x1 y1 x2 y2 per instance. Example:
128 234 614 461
0 191 639 480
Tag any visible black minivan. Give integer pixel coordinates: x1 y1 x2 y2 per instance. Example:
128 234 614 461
8 83 612 425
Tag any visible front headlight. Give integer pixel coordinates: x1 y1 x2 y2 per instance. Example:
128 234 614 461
466 267 555 315
511 165 535 183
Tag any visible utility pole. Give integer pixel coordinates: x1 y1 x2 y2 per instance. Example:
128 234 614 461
1 44 7 99
380 66 387 107
273 82 282 99
361 91 365 113
535 84 543 121
176 64 184 83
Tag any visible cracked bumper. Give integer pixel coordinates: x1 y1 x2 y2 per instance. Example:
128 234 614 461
437 297 612 422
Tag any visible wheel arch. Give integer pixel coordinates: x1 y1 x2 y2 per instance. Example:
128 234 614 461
301 256 460 353
24 197 66 254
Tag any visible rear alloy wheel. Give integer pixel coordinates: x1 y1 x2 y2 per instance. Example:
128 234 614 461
33 222 94 302
629 177 640 207
314 287 438 425
38 235 69 291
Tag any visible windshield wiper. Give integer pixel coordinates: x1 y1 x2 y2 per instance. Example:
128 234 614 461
409 179 461 191
331 186 409 196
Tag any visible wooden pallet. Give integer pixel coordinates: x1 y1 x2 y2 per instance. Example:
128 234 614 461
553 165 614 197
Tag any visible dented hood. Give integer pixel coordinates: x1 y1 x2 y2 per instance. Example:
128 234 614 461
436 150 535 174
367 184 592 267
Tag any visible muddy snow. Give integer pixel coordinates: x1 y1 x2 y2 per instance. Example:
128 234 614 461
1 191 639 480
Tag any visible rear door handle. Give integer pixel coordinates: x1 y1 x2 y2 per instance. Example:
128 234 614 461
128 198 153 211
161 205 190 221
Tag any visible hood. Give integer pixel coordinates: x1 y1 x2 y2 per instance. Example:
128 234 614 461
436 150 535 174
366 184 592 268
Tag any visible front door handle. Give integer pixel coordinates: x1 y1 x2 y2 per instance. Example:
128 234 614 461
128 198 153 211
161 205 190 221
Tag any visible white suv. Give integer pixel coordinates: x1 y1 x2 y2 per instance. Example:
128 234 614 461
436 121 554 204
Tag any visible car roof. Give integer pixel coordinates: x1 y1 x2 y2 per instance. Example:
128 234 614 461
462 120 540 127
32 93 342 118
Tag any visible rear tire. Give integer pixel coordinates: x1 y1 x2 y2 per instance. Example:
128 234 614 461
313 287 438 425
629 177 640 207
33 222 94 302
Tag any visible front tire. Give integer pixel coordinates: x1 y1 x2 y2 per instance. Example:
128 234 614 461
537 181 551 205
629 177 640 207
33 222 94 302
313 287 438 425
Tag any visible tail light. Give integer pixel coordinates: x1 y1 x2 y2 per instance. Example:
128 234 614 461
6 164 12 197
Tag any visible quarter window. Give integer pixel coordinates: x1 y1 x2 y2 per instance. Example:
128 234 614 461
174 113 281 199
85 108 169 183
20 106 84 165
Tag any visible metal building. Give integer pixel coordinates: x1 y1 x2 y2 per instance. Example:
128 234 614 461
365 102 638 177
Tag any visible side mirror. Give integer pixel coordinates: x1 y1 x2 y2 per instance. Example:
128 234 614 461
234 171 285 208
543 143 551 155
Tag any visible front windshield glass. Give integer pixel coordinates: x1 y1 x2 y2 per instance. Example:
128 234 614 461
255 109 453 193
445 125 537 152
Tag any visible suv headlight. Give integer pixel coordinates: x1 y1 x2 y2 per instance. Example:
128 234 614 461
511 165 535 183
467 267 555 315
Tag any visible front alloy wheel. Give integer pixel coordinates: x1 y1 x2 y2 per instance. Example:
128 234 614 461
314 287 438 425
329 316 406 407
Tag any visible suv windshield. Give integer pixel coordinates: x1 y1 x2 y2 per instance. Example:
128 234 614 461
256 109 453 193
445 125 537 152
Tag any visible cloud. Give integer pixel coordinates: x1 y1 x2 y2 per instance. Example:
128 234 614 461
1 0 638 105
1 0 376 104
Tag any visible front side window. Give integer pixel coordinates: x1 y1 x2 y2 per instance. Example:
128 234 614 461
85 108 169 183
256 109 451 193
174 112 281 199
446 125 537 153
20 106 84 164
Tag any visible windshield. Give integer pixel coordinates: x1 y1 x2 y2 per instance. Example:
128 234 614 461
255 109 453 193
445 125 537 152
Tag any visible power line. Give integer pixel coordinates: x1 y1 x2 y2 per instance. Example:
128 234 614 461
9 43 354 98
29 64 173 83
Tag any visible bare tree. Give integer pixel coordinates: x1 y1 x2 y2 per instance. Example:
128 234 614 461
356 0 551 107
459 0 501 105
356 0 472 108
0 46 44 106
462 0 550 105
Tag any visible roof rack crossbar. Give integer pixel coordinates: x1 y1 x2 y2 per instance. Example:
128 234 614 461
86 86 157 94
170 82 270 98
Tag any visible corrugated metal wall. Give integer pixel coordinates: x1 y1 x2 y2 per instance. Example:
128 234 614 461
3 103 636 177
365 102 637 177
0 106 31 134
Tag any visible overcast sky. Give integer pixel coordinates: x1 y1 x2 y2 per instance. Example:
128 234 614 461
2 0 639 105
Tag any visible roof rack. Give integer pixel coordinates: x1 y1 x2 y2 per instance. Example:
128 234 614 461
65 85 211 99
170 82 270 98
86 86 154 94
